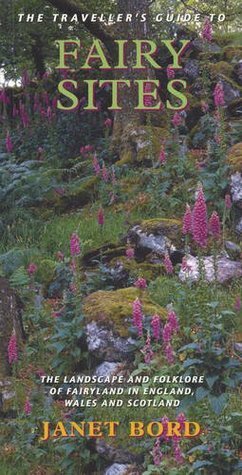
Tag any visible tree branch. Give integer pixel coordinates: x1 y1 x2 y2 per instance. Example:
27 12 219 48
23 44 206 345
47 0 115 56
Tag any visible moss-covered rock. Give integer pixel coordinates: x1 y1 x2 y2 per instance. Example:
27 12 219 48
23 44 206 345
83 287 166 337
119 125 170 164
222 46 242 62
138 218 182 245
208 61 233 79
227 142 242 172
35 259 56 287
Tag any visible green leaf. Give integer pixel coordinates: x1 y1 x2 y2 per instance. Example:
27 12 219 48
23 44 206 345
206 375 219 389
196 387 209 401
192 460 213 469
183 358 203 368
208 393 228 415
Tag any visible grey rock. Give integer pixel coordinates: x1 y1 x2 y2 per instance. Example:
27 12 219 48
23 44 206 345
225 241 241 258
96 439 139 464
221 79 240 106
231 172 242 203
236 217 242 234
179 255 242 283
127 225 172 257
94 362 124 379
86 322 135 362
104 464 134 475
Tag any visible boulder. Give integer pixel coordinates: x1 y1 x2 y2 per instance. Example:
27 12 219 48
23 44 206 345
83 288 166 337
94 362 125 379
230 172 242 204
86 322 136 362
179 255 242 284
104 464 138 475
96 440 141 464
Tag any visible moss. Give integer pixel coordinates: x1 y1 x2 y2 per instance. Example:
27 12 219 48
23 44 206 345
110 256 163 281
208 61 233 79
222 46 242 62
138 218 182 245
35 258 56 287
119 125 170 164
54 176 98 211
227 142 242 172
116 150 133 167
83 287 166 337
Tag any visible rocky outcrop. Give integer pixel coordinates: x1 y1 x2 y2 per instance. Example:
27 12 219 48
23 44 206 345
179 255 242 283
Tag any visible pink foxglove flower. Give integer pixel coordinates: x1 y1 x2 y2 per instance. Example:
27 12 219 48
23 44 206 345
172 112 182 127
142 332 154 364
97 208 105 226
201 17 213 42
104 117 112 128
167 66 175 79
182 204 192 235
167 309 179 333
164 342 175 364
209 211 221 239
144 82 153 107
24 397 32 415
6 132 13 153
134 277 147 289
163 253 173 274
162 322 172 344
102 163 109 182
159 146 166 164
225 194 232 209
152 438 163 465
70 233 81 256
192 186 208 248
92 154 101 176
213 82 225 108
173 440 184 464
126 247 135 259
151 314 161 341
27 263 37 275
8 332 18 364
234 296 241 312
132 298 143 337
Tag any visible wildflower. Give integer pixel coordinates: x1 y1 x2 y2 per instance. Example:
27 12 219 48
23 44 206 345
201 17 213 42
126 247 135 259
27 263 37 275
201 100 209 113
104 117 112 128
162 322 172 344
102 163 109 182
192 186 208 248
167 309 179 333
7 332 18 364
161 415 170 441
92 153 101 176
209 211 221 239
182 204 192 235
181 256 191 272
213 82 225 108
172 112 182 127
6 132 13 153
144 82 153 107
234 296 241 312
46 106 53 121
152 438 163 465
164 342 175 364
173 440 184 464
167 66 175 79
36 368 45 378
70 233 81 256
97 207 105 226
24 398 32 415
163 253 173 274
56 251 64 261
142 332 154 364
132 297 143 337
151 314 161 341
159 146 166 164
225 194 232 209
37 146 44 161
177 412 186 430
0 89 10 104
134 277 147 289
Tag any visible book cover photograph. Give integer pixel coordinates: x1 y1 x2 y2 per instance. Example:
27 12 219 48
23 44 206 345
0 1 242 474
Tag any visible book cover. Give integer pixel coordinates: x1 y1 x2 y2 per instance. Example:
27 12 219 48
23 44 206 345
0 1 241 474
